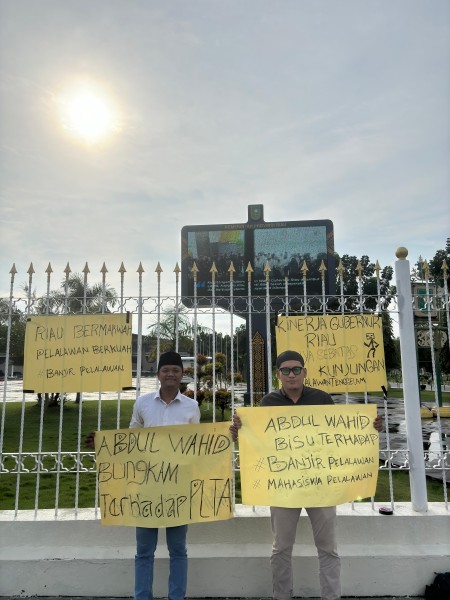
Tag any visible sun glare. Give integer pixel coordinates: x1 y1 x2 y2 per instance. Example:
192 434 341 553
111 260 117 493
59 82 120 144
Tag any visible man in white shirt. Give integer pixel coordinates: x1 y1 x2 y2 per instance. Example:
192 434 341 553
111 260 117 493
132 351 200 600
87 351 200 600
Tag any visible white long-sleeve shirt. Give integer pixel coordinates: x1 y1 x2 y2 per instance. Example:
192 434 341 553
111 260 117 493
129 390 200 428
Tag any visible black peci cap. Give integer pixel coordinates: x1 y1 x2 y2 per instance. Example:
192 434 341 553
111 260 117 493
157 351 183 372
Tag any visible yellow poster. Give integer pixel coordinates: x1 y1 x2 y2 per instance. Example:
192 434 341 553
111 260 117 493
276 315 387 393
23 313 132 393
95 422 233 527
238 405 378 507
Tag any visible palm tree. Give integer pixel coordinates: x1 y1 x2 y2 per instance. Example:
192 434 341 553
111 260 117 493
40 273 118 315
146 306 194 361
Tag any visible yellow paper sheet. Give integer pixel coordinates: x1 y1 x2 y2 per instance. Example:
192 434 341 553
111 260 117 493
238 405 379 507
23 313 132 393
276 315 387 393
95 422 233 527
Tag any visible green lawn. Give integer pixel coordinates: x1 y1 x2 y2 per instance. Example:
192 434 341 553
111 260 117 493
0 398 232 510
0 397 447 510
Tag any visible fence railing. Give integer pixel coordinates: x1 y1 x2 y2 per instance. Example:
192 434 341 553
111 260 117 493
1 253 449 517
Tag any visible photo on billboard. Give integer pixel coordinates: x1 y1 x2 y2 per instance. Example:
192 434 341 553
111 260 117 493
252 225 330 295
182 228 247 296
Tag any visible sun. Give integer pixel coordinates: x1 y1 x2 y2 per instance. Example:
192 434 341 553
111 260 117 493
59 82 120 144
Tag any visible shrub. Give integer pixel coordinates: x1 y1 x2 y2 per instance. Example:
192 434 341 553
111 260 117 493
183 387 205 406
204 388 231 421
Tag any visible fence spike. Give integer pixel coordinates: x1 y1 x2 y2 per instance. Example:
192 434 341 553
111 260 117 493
100 262 108 274
137 262 144 274
375 260 381 277
174 262 181 274
356 260 363 279
319 260 327 277
9 263 18 276
82 262 90 274
27 262 35 275
210 262 218 283
45 262 53 274
64 262 71 275
301 260 309 276
119 262 126 274
155 262 162 273
228 261 235 283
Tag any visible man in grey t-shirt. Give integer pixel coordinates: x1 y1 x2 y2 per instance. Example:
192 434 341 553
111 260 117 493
230 350 382 600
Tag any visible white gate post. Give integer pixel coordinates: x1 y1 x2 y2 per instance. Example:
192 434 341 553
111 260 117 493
394 247 428 512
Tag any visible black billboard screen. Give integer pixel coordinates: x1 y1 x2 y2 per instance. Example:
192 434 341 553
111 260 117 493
181 219 334 303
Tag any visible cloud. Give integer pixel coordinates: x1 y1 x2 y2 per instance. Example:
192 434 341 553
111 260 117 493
1 0 449 298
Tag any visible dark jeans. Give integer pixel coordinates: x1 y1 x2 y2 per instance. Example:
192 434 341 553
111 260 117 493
135 525 188 600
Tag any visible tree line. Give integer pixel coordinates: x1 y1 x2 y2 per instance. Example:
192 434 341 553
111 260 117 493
1 246 449 381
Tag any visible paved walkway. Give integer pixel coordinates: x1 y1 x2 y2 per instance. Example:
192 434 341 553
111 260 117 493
4 597 423 600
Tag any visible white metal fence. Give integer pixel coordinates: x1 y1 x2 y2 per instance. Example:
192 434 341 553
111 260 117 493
1 252 449 517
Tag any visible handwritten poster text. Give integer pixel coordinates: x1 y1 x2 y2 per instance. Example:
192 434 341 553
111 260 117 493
238 405 379 507
276 315 387 393
23 313 132 393
95 422 233 527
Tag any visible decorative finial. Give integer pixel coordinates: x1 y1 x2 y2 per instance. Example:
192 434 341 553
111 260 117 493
301 261 308 277
374 260 381 277
356 260 363 279
396 247 408 259
246 262 253 282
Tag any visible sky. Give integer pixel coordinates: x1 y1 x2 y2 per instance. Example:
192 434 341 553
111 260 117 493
1 0 449 302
